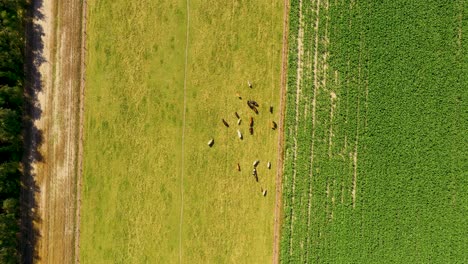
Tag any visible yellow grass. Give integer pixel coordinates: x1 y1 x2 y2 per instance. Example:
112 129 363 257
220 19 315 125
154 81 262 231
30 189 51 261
80 0 284 262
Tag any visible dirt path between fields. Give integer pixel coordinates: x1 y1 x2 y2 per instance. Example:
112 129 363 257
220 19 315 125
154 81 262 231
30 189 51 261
272 0 290 263
21 0 85 262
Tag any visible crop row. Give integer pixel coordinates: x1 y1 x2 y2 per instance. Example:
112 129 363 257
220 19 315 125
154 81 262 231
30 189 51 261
280 0 370 262
281 0 468 262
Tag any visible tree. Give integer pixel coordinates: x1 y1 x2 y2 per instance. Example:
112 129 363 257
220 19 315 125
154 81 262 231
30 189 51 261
0 213 18 263
0 108 20 142
0 85 22 110
0 162 19 197
2 198 17 215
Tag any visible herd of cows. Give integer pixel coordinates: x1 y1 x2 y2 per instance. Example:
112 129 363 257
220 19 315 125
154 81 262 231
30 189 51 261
208 81 278 196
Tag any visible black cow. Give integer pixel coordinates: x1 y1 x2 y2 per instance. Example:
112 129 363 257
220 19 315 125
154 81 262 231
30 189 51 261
271 121 277 130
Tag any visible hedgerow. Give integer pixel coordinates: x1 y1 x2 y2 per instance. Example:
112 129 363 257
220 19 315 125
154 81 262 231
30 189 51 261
0 0 26 262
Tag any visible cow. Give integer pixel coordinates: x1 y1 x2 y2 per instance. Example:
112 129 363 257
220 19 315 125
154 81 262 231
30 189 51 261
262 188 267 196
248 80 253 88
267 161 271 169
237 118 242 125
236 92 242 100
270 106 273 113
271 121 277 130
222 119 229 127
249 127 254 135
207 139 214 147
253 160 260 167
247 100 259 108
249 117 254 127
235 112 240 119
252 169 258 182
237 163 241 171
252 107 259 114
237 130 243 140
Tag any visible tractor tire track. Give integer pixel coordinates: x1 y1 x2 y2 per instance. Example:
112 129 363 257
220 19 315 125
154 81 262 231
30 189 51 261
305 0 321 260
287 0 305 259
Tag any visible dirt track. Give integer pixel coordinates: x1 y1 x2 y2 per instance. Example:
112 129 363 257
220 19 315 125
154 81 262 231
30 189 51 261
272 0 289 263
21 0 85 262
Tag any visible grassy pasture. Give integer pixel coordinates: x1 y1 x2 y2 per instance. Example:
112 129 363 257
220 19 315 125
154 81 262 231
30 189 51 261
80 0 283 263
281 0 467 262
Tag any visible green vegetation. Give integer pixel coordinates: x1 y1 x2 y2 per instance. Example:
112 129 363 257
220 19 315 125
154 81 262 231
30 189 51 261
0 0 26 262
81 0 283 263
281 0 467 262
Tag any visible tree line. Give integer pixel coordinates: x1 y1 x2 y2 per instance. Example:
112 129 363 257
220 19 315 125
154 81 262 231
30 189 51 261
1 0 27 262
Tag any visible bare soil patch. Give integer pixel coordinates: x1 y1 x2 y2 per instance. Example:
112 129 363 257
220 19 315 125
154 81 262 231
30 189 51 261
21 0 85 262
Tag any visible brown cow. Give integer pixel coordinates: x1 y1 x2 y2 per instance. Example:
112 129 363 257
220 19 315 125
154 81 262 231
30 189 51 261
249 127 254 135
270 106 273 113
222 119 229 127
249 117 254 127
252 107 258 114
237 163 241 171
235 112 240 119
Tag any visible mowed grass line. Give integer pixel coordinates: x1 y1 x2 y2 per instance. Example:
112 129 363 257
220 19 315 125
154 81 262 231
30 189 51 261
80 0 284 263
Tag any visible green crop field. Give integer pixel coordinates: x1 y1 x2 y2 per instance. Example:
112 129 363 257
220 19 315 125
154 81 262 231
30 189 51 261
80 0 284 263
281 0 467 263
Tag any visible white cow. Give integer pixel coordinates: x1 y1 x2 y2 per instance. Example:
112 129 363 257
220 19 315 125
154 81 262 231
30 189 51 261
253 160 260 167
207 139 214 147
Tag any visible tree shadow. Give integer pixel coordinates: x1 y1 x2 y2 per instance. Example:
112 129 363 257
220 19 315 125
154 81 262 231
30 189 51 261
20 0 46 262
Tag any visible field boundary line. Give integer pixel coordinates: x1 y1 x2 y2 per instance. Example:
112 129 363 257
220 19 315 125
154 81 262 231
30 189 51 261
272 0 290 262
179 0 190 263
74 0 87 262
